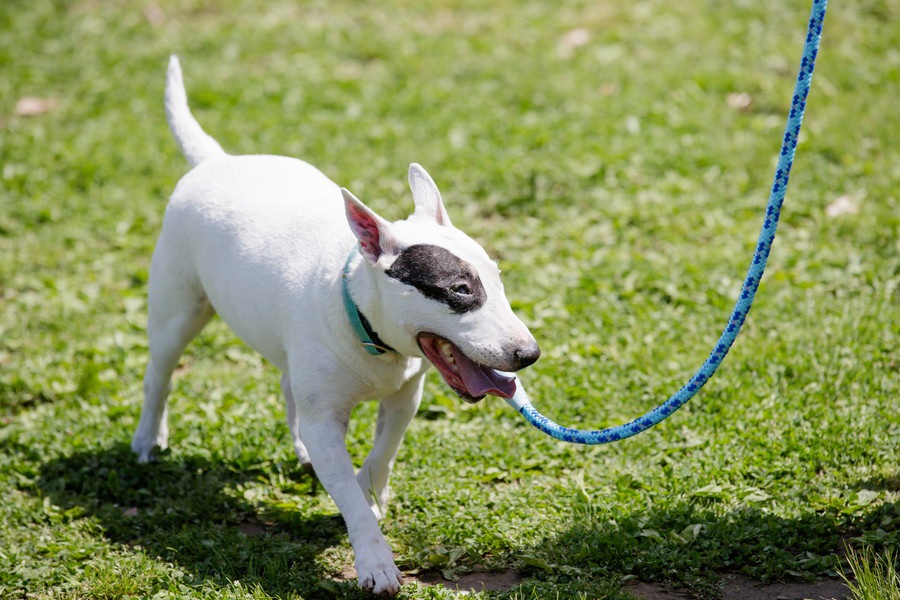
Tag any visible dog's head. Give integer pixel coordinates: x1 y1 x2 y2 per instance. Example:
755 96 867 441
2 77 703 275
342 164 540 403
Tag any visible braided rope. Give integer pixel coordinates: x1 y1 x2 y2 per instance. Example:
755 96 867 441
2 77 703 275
505 0 828 444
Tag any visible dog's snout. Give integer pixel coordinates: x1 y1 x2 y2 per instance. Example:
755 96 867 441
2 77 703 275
513 341 541 370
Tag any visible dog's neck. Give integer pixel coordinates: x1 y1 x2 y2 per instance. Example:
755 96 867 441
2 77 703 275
342 250 397 356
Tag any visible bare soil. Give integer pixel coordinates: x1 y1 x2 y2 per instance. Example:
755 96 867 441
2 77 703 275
414 570 850 599
629 575 850 600
414 569 524 592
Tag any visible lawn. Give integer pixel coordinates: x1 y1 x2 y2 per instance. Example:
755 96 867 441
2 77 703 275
1 0 897 599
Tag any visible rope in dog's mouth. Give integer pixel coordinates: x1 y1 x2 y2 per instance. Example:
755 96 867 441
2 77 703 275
502 0 828 445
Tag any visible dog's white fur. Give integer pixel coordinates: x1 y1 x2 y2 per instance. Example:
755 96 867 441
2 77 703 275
132 56 538 595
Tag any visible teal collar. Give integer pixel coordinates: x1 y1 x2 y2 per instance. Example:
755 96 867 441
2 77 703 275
342 251 397 356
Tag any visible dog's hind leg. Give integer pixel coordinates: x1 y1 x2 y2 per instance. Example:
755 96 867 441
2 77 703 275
356 373 425 520
132 253 214 462
280 373 312 468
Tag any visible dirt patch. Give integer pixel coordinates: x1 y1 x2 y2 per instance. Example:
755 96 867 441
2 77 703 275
721 574 849 600
336 566 522 592
628 575 850 600
354 568 850 598
628 582 691 600
415 569 524 593
236 521 267 537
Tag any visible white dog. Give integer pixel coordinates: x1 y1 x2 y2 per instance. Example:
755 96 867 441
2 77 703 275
132 56 540 595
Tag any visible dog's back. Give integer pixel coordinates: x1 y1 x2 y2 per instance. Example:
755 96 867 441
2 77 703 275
164 157 348 367
155 57 352 370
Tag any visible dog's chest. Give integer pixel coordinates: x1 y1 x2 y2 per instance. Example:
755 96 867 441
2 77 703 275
348 356 428 401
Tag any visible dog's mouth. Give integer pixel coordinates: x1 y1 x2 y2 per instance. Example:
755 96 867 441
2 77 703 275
417 334 516 403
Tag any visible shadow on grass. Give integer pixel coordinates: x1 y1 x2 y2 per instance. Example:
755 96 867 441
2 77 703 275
854 471 900 493
517 496 898 599
33 444 898 599
35 443 368 599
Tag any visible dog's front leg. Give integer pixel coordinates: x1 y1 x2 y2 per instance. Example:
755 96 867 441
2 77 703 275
356 373 424 520
297 404 403 595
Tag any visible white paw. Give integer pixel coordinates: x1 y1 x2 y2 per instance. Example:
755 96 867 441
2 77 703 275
356 551 403 596
131 433 166 464
293 440 312 470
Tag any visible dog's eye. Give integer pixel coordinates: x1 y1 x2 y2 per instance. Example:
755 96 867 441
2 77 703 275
451 282 472 295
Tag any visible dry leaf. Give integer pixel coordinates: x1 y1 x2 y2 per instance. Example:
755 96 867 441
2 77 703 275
558 28 591 58
825 194 860 218
726 92 752 112
14 96 59 117
144 3 164 26
599 83 619 97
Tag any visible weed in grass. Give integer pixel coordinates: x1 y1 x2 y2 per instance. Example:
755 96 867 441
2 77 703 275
842 546 900 600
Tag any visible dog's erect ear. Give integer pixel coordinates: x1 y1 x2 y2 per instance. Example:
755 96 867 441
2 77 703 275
409 163 452 227
342 188 398 264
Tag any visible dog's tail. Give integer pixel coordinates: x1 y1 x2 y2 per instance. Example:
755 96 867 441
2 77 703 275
165 55 226 167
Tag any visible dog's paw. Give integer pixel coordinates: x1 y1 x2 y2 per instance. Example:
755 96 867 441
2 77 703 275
292 438 312 468
356 553 403 596
132 444 159 464
132 420 169 463
131 435 166 464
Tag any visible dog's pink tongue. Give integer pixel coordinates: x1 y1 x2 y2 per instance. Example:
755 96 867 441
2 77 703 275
453 348 517 399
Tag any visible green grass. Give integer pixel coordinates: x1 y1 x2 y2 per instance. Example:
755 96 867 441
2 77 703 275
1 0 898 598
843 547 900 600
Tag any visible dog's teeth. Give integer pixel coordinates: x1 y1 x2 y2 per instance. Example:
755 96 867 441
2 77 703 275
438 340 459 372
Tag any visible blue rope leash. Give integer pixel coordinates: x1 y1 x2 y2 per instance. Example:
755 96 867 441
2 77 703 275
505 0 828 444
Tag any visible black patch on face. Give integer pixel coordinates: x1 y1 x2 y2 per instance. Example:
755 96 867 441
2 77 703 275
386 244 487 313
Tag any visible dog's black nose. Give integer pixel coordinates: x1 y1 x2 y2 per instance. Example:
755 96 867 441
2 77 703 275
513 342 541 370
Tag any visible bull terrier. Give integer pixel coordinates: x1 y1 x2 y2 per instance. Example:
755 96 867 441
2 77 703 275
132 56 540 595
